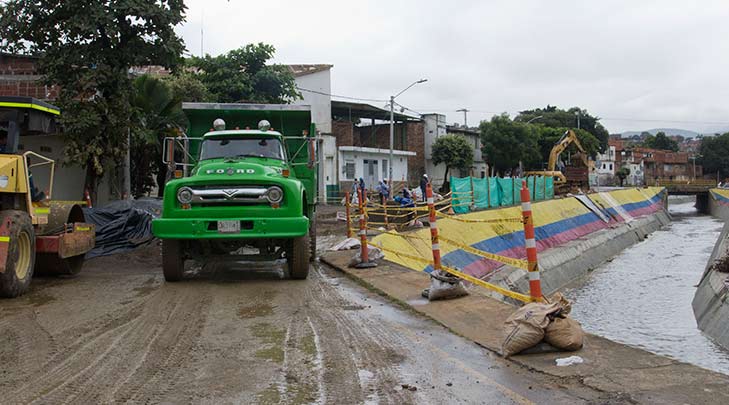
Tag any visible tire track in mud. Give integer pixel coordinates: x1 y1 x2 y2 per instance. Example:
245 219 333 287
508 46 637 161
2 284 211 404
301 266 416 404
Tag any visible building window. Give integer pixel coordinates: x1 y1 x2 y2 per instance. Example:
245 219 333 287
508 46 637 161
609 163 613 171
344 161 355 179
382 159 388 179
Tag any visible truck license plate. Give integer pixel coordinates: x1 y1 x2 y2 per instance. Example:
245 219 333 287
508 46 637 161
217 220 240 234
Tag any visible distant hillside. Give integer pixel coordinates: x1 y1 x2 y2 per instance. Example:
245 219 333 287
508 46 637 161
620 127 729 138
620 128 700 138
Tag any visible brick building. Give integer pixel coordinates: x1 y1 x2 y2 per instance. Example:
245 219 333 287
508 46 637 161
0 53 59 100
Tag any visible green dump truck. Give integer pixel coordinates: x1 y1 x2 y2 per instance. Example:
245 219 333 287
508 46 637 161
152 103 317 281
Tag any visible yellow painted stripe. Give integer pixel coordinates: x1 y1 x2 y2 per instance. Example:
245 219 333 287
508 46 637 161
0 236 10 242
0 101 60 115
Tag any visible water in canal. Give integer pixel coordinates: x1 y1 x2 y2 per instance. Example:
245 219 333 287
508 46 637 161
563 197 729 375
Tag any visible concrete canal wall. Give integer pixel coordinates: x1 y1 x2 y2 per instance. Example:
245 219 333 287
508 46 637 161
693 188 729 351
709 188 729 221
373 187 668 301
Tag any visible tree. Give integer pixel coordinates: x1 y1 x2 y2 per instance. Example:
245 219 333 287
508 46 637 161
0 0 186 201
516 105 610 152
189 44 300 103
480 114 541 174
130 75 186 198
643 131 679 151
163 71 213 103
432 134 474 191
534 126 601 165
699 133 729 179
616 167 631 187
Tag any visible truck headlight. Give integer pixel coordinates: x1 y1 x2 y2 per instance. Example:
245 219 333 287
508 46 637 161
177 187 193 204
265 186 283 204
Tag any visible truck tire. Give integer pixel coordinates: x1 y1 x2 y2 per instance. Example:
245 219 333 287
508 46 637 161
288 234 310 280
0 211 36 298
308 213 317 261
162 239 184 282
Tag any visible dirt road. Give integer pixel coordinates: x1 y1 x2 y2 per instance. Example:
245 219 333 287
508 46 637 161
0 241 610 404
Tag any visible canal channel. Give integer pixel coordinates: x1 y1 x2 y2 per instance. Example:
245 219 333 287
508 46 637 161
563 197 729 375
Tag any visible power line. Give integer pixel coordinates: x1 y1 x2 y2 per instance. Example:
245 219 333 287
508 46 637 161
296 87 387 103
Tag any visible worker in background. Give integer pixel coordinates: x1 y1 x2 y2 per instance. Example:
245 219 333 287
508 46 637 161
376 179 390 203
420 174 429 202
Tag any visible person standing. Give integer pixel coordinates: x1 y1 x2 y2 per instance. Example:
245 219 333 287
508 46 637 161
376 179 390 203
420 174 429 202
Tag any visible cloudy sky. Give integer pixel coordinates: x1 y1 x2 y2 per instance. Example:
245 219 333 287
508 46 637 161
176 0 729 134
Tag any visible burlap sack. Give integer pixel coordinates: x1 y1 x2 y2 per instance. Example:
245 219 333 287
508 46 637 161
545 316 584 351
502 302 561 357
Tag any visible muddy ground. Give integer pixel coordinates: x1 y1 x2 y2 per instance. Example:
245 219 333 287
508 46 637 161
0 214 611 404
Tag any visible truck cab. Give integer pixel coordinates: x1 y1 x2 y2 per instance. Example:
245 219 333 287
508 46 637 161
152 103 317 281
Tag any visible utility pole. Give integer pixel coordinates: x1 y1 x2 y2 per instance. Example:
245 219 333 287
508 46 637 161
388 79 428 194
575 111 581 129
457 108 469 128
389 95 394 188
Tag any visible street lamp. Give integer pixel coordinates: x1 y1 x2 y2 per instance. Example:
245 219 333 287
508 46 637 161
690 154 702 180
389 79 427 189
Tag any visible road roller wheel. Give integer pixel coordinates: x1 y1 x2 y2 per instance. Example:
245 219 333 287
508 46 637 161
162 239 184 282
0 210 36 298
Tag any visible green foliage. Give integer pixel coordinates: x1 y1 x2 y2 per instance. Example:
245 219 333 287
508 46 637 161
616 167 631 186
162 71 213 103
699 133 729 178
0 0 186 199
432 134 474 187
642 131 679 151
516 105 610 152
130 75 186 197
480 114 541 173
189 44 300 103
534 126 601 162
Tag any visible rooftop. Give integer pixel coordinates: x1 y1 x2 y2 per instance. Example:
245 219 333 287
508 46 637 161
287 64 333 77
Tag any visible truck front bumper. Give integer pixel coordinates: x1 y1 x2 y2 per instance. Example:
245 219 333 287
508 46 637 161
152 216 309 240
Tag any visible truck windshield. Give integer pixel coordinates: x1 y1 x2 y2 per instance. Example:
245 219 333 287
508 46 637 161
200 137 285 160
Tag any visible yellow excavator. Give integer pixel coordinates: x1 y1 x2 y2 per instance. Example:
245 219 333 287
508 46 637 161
526 129 591 193
0 96 95 297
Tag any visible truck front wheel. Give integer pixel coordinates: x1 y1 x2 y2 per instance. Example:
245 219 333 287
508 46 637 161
288 234 310 280
162 239 184 282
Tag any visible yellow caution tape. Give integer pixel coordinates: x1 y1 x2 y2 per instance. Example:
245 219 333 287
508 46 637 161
75 226 91 232
374 242 534 303
0 236 9 242
436 211 523 224
34 208 50 214
438 235 529 270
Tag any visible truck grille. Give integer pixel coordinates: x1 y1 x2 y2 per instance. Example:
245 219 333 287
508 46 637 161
188 185 272 205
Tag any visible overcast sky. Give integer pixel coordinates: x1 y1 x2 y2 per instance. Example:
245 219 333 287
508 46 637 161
176 0 729 134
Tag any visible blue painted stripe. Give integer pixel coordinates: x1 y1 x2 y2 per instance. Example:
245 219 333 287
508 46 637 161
428 191 663 273
713 191 729 204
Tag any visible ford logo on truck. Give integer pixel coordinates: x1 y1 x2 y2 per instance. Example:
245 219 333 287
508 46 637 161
205 168 256 175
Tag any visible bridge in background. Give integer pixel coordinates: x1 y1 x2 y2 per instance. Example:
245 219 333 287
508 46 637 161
648 179 717 212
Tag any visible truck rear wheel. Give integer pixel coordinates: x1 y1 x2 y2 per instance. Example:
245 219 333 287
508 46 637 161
288 234 310 280
308 213 317 261
0 211 36 298
162 239 184 282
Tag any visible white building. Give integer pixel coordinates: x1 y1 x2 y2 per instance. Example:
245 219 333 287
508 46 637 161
421 113 488 184
288 64 336 202
337 146 415 190
596 144 617 184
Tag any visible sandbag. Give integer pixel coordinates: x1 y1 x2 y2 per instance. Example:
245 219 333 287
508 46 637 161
545 316 584 351
548 292 572 315
502 301 561 357
426 270 468 301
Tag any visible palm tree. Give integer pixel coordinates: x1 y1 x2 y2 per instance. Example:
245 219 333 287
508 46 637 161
130 75 186 197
